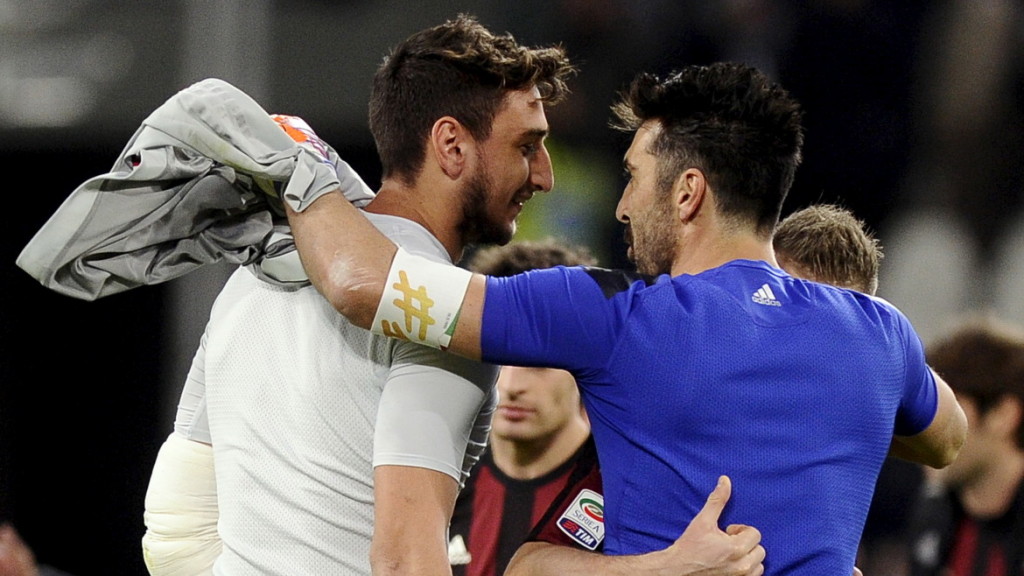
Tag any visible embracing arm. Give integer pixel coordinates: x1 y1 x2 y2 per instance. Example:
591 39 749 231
505 476 765 576
889 368 967 469
285 193 486 360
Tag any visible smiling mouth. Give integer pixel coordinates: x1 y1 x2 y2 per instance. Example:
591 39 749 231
514 185 537 205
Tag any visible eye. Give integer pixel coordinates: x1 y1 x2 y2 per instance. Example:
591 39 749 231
522 143 539 156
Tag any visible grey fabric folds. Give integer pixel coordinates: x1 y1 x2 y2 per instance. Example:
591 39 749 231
16 78 373 300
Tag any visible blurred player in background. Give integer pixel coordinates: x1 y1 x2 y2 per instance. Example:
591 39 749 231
908 316 1024 576
449 238 597 576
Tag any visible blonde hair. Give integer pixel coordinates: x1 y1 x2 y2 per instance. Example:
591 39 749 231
773 205 882 295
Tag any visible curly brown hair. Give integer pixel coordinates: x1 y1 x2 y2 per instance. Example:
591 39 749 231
466 237 597 277
772 204 883 295
369 14 575 186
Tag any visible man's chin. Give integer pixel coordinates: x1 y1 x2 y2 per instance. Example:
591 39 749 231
474 222 516 246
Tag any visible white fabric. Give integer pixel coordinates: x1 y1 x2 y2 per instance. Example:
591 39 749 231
142 434 220 576
175 211 496 575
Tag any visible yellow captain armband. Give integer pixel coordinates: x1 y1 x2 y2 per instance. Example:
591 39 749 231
370 247 473 350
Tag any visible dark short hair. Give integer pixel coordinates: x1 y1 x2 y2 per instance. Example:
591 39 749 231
611 62 804 237
369 14 575 186
773 204 883 295
927 315 1024 448
466 237 597 277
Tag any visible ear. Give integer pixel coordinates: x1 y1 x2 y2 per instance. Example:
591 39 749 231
674 168 707 223
430 117 471 180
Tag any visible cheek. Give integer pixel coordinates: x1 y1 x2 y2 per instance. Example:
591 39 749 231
488 166 520 199
552 378 580 407
507 154 532 185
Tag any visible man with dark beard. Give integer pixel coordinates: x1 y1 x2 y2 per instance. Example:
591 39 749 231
504 203 885 575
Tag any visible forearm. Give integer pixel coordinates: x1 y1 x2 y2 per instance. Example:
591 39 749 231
371 545 451 576
287 190 487 359
371 466 457 576
506 542 626 576
285 192 395 329
508 477 765 576
505 542 685 576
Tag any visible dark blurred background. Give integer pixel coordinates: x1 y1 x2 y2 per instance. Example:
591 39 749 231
2 1 1022 574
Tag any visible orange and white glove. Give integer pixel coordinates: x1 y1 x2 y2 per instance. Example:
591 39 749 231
269 113 375 212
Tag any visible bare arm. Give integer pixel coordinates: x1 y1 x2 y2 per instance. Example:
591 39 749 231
505 476 765 576
889 368 967 468
0 524 40 576
371 466 459 576
286 193 395 329
286 193 486 360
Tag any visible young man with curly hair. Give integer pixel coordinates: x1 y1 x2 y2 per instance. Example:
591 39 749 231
141 15 573 576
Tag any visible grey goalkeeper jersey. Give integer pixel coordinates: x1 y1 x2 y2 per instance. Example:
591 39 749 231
181 211 497 575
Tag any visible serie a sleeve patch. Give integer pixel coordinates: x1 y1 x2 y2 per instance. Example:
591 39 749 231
555 488 605 551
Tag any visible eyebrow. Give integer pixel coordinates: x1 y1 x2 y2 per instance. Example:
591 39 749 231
521 128 549 140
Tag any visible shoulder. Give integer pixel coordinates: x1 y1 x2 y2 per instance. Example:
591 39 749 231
365 211 450 263
391 341 499 390
490 265 656 298
579 267 657 299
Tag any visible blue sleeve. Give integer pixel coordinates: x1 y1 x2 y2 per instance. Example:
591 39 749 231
479 266 624 373
894 311 939 436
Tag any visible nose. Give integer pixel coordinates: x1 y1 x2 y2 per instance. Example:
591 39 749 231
531 144 554 193
497 366 526 397
615 186 630 223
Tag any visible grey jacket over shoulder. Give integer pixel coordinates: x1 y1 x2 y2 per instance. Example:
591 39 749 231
17 78 371 301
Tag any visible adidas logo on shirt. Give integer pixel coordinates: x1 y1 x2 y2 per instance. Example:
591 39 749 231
752 283 782 307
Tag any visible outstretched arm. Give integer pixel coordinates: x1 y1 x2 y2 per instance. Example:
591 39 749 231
504 476 765 576
285 193 487 360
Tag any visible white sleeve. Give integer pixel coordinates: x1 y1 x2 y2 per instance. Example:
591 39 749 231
373 341 498 486
172 329 212 445
142 434 220 576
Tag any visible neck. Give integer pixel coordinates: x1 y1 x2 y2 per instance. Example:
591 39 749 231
671 230 779 277
489 419 590 481
364 179 466 263
960 450 1024 518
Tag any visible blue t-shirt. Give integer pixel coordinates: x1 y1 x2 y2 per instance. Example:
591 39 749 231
480 259 937 575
